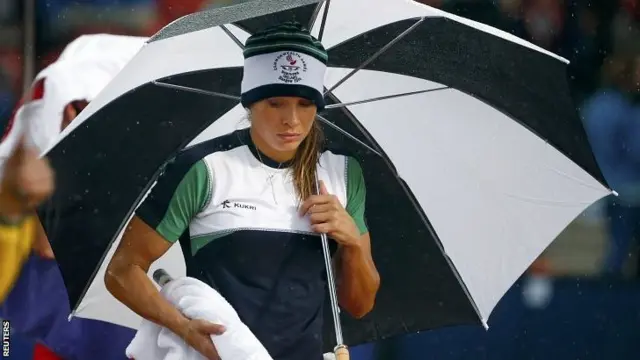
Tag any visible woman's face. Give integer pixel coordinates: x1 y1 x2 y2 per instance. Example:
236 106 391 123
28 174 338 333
250 96 317 157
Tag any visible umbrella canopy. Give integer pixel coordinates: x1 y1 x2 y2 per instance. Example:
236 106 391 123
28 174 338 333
42 0 611 351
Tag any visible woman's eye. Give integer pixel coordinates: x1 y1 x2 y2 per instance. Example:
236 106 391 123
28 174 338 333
267 100 282 108
299 99 314 107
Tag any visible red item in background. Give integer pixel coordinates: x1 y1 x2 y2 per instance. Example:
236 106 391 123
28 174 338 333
147 0 207 33
156 0 206 21
33 344 63 360
622 0 640 20
0 50 23 95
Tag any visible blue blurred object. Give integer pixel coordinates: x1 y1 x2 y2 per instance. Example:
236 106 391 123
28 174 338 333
0 90 14 130
581 89 640 198
0 256 135 360
37 0 155 18
3 328 35 359
366 277 640 360
581 90 640 274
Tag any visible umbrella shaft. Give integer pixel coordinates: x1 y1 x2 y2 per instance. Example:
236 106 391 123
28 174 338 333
315 174 344 346
321 232 344 345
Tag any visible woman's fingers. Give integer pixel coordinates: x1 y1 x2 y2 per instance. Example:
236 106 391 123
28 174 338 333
305 203 334 215
299 194 342 216
311 222 336 235
299 195 332 215
198 320 226 335
309 211 335 225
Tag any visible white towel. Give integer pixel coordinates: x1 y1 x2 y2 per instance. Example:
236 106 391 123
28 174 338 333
126 277 273 360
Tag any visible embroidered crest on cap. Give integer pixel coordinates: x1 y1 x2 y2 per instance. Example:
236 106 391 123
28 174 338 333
273 52 308 84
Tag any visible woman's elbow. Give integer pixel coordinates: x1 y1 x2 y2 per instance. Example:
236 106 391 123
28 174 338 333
343 284 379 319
344 297 376 319
103 255 129 296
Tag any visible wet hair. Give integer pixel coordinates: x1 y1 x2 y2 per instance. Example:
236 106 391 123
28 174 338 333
290 120 324 201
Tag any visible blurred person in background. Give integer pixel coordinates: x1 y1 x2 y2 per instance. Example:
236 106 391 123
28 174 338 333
563 1 611 102
581 54 640 277
0 70 15 129
0 34 144 360
0 136 54 302
520 0 565 52
612 0 640 55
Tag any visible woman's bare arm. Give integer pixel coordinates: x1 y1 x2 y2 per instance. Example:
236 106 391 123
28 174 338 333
336 232 380 318
104 216 190 337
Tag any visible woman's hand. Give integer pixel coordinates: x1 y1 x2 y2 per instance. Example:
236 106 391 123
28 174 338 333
180 318 226 360
299 181 361 248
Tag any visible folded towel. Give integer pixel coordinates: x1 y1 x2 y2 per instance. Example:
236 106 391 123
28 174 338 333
126 277 273 360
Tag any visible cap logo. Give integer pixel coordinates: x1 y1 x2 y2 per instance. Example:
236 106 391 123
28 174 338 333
273 51 307 84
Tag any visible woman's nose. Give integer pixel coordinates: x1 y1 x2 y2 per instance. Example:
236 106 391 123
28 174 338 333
282 110 301 126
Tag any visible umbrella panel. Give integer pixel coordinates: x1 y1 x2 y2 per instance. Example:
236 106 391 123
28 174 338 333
41 69 243 306
326 18 605 187
319 105 480 351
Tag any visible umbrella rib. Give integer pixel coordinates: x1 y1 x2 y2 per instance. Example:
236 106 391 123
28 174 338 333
325 86 450 109
316 0 331 42
316 114 381 156
325 90 377 147
220 24 245 50
307 0 326 31
152 80 241 101
324 17 425 96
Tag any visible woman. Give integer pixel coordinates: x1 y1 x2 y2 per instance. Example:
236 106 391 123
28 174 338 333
105 22 380 360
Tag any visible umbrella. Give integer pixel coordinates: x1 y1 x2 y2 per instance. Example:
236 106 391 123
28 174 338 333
41 0 612 354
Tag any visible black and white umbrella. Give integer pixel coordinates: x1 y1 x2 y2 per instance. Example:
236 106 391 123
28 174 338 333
42 0 612 353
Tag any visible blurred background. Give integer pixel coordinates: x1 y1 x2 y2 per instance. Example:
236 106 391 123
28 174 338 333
0 0 639 359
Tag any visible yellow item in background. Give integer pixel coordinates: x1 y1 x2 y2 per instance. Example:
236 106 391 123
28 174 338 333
0 216 36 302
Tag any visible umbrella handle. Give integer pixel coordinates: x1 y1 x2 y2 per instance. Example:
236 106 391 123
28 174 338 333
334 345 349 360
153 268 173 287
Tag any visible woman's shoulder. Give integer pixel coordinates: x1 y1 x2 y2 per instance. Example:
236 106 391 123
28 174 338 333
319 149 363 181
320 147 360 166
173 129 250 166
